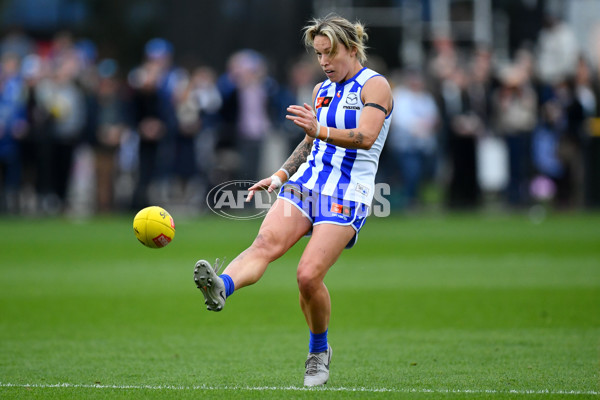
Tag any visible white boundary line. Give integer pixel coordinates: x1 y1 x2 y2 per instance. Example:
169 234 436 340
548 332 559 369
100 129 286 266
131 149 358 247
0 382 598 395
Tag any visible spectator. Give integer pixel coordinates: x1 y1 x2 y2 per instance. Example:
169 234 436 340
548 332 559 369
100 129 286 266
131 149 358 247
389 68 439 209
173 65 222 205
90 59 128 213
19 53 46 214
492 64 538 206
35 45 87 213
235 50 277 180
574 56 597 118
531 99 565 201
129 59 167 210
535 13 579 87
129 38 190 208
553 78 586 208
467 46 499 196
216 49 279 181
437 65 483 209
0 52 28 213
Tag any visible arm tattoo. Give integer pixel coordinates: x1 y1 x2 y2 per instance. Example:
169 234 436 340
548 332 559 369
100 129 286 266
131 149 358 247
348 130 364 146
281 139 312 176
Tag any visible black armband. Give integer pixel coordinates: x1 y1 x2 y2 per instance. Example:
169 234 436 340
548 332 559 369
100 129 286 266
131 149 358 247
364 102 388 115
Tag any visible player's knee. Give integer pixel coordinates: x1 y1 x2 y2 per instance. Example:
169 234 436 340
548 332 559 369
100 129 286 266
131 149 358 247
252 229 286 260
296 262 322 296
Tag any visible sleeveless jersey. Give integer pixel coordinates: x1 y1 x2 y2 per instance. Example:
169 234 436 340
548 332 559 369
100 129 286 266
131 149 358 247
290 67 391 206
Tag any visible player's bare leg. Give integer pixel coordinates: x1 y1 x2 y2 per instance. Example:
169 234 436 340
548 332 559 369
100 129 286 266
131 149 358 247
222 199 311 289
194 199 311 310
297 223 355 386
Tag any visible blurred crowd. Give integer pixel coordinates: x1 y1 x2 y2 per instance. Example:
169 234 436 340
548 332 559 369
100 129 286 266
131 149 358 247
0 30 309 216
387 13 599 212
0 13 599 217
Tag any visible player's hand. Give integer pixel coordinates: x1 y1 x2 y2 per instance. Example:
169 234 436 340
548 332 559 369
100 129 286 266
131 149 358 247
246 175 282 202
286 103 318 137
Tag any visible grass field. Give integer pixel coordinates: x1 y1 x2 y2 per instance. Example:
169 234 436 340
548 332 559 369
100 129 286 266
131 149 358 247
0 211 599 399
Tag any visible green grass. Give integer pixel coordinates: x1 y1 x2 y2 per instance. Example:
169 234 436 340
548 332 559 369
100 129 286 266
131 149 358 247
0 212 599 399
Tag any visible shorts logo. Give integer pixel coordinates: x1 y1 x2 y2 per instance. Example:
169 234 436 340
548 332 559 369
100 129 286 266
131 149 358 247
316 96 333 109
330 203 343 214
330 202 351 220
330 203 351 217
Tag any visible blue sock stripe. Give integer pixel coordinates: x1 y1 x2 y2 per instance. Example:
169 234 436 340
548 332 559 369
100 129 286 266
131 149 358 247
309 329 328 353
220 274 235 298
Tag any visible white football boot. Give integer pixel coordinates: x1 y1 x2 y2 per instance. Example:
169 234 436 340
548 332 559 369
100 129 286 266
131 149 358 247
303 344 332 387
193 259 226 311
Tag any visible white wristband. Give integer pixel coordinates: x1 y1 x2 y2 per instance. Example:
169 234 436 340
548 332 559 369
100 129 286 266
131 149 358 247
313 122 331 141
313 122 320 138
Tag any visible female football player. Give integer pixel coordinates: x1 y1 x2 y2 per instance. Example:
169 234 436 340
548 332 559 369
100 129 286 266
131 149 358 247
194 14 393 387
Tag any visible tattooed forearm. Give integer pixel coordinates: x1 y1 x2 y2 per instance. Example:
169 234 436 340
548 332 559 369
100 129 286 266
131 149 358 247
281 139 312 176
348 130 364 147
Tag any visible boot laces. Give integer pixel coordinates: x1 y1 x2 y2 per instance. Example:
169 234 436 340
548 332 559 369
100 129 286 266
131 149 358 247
305 354 321 375
213 257 226 274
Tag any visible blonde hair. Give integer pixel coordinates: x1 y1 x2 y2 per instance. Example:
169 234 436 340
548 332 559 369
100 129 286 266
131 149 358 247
303 14 369 64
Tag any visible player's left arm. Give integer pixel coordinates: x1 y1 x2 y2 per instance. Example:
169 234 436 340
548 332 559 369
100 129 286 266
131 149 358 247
351 76 393 149
286 76 392 150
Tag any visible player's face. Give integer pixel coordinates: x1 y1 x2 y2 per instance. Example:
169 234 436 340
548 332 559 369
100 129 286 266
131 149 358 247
313 35 357 83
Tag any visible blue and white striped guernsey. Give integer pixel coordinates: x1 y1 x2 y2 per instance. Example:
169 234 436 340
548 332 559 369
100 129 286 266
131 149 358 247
290 67 392 206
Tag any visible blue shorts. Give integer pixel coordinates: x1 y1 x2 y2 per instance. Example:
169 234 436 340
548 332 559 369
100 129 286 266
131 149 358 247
278 181 369 249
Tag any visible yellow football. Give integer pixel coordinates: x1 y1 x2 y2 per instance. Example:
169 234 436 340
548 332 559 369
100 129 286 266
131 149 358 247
133 206 175 248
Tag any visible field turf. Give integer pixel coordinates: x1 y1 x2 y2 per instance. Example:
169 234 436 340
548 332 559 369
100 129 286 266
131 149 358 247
0 212 599 399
